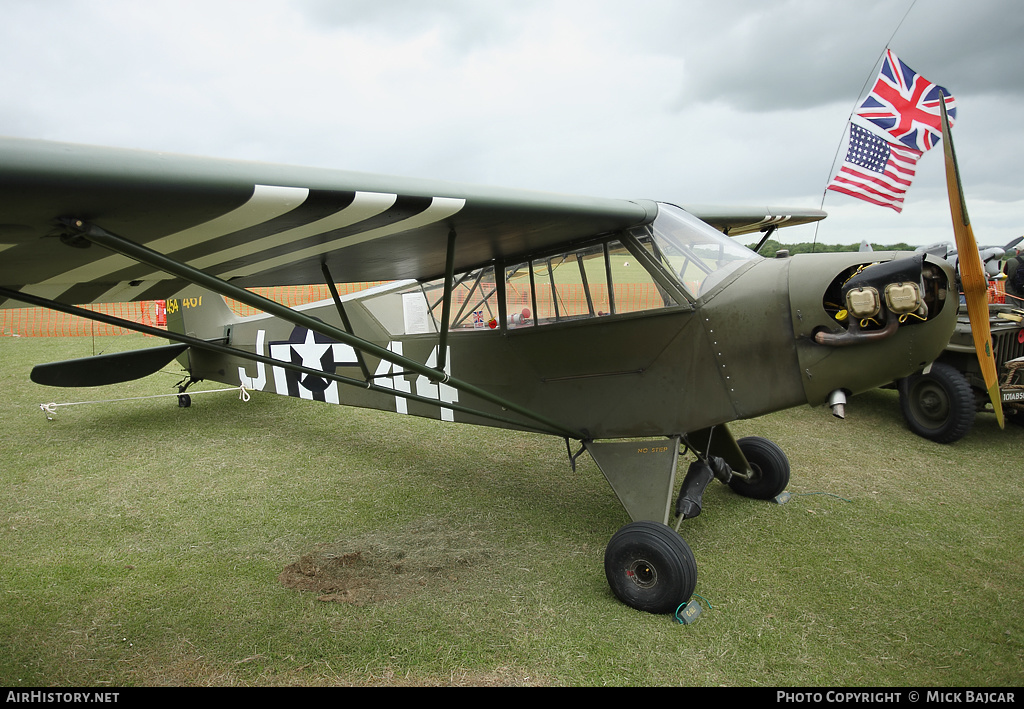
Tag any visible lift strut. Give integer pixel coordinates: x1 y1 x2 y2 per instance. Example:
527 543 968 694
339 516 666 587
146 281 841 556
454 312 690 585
0 284 582 437
12 218 586 440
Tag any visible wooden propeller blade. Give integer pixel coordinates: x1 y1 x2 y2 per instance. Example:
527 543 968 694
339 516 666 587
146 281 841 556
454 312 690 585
939 92 1004 428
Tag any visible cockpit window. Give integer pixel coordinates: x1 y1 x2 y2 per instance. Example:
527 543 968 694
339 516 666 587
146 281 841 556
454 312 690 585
647 203 762 297
503 239 681 328
420 265 501 331
389 203 753 335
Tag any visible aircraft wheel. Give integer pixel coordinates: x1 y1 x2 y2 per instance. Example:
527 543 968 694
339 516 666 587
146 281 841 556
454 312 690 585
604 521 697 614
728 436 790 500
898 363 974 443
177 394 191 408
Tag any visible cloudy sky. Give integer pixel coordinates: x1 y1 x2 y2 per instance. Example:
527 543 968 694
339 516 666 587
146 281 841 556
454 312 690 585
1 0 1021 247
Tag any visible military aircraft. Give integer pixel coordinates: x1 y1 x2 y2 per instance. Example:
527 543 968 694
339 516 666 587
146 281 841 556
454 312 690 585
0 135 985 614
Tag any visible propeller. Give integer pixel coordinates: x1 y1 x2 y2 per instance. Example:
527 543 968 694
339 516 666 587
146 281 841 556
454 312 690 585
938 92 1005 429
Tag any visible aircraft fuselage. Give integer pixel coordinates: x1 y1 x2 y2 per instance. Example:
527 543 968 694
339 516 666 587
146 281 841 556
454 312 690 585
172 204 957 441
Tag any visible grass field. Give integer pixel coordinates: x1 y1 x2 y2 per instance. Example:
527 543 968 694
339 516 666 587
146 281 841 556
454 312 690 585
1 335 1022 687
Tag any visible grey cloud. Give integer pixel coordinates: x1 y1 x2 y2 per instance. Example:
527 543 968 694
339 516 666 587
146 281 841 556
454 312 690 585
671 0 1024 111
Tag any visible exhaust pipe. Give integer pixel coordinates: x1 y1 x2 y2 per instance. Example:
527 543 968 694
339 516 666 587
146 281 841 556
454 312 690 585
828 389 848 419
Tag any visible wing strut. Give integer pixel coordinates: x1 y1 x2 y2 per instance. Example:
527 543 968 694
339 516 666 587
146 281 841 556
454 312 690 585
320 261 372 383
29 219 586 440
752 224 778 255
0 284 580 437
436 228 457 373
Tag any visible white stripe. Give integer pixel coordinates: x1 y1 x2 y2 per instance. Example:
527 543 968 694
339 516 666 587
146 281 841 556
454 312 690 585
124 191 397 284
20 185 309 299
151 185 310 253
217 197 467 280
185 191 397 271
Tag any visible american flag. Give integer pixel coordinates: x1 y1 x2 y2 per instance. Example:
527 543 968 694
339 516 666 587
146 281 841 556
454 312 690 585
854 49 956 152
826 123 923 213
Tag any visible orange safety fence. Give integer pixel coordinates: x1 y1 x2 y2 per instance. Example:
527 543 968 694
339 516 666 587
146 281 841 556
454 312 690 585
1 301 165 338
0 284 391 337
223 283 391 317
989 280 1006 304
2 281 675 337
444 282 674 325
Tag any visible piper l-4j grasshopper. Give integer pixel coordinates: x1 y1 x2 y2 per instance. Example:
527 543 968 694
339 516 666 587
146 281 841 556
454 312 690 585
0 136 983 614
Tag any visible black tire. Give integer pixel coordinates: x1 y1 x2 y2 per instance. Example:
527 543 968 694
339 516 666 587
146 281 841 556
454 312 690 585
604 521 697 614
728 436 790 500
898 363 975 443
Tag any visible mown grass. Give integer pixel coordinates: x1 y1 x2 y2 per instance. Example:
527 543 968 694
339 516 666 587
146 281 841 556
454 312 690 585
1 335 1022 687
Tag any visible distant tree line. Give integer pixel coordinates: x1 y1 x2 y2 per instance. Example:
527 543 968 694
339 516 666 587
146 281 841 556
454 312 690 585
746 239 917 257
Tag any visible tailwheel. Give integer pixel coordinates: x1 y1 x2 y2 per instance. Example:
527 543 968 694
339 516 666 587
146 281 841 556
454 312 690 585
727 436 790 500
604 521 697 614
175 376 197 408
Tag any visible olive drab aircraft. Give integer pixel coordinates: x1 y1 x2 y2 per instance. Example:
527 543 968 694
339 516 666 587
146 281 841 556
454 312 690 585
0 134 993 614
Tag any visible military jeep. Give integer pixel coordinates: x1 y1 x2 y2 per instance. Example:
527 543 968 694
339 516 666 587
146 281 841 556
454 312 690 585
896 299 1024 443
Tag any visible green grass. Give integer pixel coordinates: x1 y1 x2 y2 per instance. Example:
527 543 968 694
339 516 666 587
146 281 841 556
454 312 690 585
1 335 1022 686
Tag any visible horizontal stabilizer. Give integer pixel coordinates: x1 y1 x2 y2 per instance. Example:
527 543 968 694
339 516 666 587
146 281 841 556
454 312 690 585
31 343 188 387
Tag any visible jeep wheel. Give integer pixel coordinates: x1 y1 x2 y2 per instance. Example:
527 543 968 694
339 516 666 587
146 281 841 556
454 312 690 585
898 363 975 443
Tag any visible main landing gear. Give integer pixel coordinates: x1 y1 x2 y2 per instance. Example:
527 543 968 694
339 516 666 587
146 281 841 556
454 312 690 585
588 429 790 614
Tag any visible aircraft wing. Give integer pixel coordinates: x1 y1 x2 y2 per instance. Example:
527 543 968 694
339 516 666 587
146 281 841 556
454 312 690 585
0 137 662 306
684 205 827 236
0 137 821 307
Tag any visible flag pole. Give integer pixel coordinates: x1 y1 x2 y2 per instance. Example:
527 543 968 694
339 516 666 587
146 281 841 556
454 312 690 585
815 0 918 247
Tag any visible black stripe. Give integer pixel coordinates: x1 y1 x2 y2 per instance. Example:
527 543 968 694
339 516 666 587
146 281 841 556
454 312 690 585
52 190 355 304
136 278 192 303
55 281 128 307
167 190 357 263
53 193 435 304
203 194 434 279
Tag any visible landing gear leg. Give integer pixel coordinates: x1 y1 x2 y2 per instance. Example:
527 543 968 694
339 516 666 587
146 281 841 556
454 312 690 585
590 427 790 613
585 437 698 613
684 427 790 500
174 375 199 408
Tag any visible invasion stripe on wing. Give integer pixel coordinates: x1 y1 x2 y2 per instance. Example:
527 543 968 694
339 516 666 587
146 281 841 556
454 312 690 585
15 187 465 305
216 196 467 281
20 185 310 302
134 191 399 281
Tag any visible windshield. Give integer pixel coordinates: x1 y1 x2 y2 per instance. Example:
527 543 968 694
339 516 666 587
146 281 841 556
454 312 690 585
647 203 762 297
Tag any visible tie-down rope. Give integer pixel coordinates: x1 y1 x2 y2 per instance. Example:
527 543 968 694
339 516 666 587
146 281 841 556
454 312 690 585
39 385 250 419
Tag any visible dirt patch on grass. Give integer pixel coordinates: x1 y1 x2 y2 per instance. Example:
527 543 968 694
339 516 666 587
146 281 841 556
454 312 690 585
278 516 497 604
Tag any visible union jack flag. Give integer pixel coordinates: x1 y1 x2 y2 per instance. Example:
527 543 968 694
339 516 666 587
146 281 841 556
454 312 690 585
854 49 956 152
826 123 923 213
